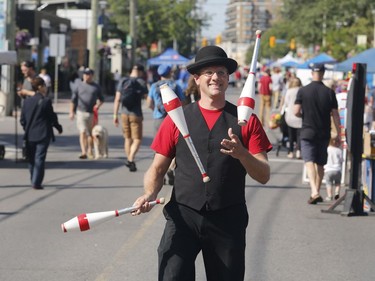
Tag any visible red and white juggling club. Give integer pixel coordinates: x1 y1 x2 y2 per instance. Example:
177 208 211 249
237 30 262 126
61 198 165 233
160 84 210 183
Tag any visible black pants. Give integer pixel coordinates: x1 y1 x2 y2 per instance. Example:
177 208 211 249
158 201 249 281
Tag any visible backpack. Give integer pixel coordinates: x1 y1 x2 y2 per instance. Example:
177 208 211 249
155 80 178 117
120 77 142 109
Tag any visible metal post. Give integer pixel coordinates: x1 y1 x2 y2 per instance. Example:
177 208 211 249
89 0 98 76
4 0 16 116
129 0 137 66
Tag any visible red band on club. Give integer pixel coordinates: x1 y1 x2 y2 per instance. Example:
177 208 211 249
78 213 90 231
163 98 181 112
237 97 255 109
202 173 208 178
115 210 119 217
183 134 190 139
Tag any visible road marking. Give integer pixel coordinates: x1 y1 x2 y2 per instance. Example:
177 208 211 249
95 205 164 281
268 158 303 163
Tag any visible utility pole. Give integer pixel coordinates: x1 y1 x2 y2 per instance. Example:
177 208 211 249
89 0 98 79
129 0 137 67
3 0 16 116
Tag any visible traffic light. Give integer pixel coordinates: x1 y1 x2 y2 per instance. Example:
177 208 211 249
290 38 296 50
202 37 208 47
215 34 222 45
269 36 276 48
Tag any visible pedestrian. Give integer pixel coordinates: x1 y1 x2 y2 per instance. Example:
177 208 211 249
177 65 190 93
17 60 37 98
271 66 284 109
280 77 302 159
147 64 185 133
294 63 341 204
113 64 148 172
114 69 121 90
69 70 82 96
147 64 185 185
185 75 200 103
132 45 272 281
38 67 52 97
20 77 63 190
69 68 104 159
324 137 343 201
258 68 272 127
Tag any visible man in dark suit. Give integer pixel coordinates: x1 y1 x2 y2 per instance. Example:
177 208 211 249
20 77 63 190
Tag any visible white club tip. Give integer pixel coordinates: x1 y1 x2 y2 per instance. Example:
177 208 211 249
159 198 165 204
256 30 262 35
203 176 211 183
238 120 247 126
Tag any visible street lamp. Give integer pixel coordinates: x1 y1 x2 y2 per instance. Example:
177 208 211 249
372 9 375 48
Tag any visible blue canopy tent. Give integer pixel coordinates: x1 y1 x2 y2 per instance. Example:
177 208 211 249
334 48 375 73
297 53 337 69
147 48 189 66
272 52 303 68
334 48 375 88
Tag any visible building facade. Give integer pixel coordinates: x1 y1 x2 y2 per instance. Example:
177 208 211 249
224 0 282 43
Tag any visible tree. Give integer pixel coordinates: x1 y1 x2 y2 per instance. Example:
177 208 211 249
107 0 206 58
262 0 375 61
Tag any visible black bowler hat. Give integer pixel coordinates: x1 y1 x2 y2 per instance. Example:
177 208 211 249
187 46 238 75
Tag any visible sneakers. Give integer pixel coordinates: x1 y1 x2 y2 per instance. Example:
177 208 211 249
128 161 137 172
308 195 323 204
79 154 87 159
287 152 294 159
33 185 44 190
334 193 340 200
325 196 333 202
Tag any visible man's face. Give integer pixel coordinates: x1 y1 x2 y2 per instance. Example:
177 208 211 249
83 73 93 82
194 66 229 98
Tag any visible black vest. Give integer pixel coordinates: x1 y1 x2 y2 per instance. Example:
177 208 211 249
172 102 247 211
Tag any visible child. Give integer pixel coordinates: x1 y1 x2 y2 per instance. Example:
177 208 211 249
324 138 343 201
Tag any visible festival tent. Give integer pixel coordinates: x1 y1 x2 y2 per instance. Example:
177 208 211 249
334 48 375 73
272 52 303 68
297 53 337 69
147 48 189 66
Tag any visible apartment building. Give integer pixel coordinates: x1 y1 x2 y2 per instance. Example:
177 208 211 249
224 0 283 43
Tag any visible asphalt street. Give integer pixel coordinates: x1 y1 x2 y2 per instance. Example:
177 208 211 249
1 87 375 281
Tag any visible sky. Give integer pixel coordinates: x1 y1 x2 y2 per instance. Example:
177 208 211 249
201 0 228 38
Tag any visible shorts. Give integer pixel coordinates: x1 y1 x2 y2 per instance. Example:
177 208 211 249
76 110 94 135
121 114 143 139
324 171 341 186
300 138 329 166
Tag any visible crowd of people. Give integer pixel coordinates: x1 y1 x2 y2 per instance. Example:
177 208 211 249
255 63 363 205
17 56 359 203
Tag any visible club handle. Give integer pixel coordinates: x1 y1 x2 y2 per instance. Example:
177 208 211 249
117 198 165 216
